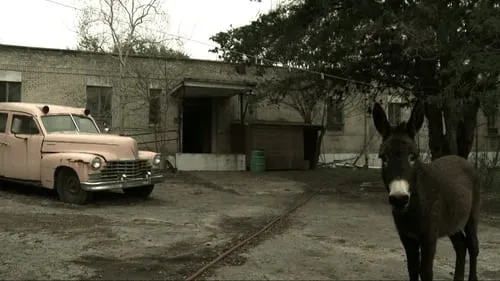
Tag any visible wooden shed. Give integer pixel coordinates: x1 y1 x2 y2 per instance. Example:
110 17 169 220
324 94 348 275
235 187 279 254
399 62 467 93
231 121 322 170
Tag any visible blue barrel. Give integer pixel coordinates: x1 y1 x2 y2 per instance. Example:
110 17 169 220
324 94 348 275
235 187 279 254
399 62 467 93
250 149 266 172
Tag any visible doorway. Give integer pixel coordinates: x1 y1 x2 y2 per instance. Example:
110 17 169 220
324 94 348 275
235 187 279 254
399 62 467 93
182 97 212 153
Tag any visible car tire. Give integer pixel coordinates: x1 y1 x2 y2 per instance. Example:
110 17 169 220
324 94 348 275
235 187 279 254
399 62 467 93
56 168 92 205
123 185 154 199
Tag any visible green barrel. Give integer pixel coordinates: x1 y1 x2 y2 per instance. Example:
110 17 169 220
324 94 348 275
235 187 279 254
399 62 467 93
250 149 266 172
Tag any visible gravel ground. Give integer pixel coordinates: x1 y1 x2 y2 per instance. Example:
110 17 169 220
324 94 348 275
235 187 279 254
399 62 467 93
209 194 500 280
0 172 305 280
0 168 499 280
204 168 500 280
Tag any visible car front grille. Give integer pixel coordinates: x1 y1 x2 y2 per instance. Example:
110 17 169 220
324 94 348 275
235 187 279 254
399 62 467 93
99 160 152 181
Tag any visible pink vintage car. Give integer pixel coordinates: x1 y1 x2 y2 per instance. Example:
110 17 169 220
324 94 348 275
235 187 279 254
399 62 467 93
0 102 166 204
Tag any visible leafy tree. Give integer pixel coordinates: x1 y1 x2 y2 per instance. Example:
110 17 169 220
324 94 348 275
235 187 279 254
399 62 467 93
210 0 500 162
126 39 189 58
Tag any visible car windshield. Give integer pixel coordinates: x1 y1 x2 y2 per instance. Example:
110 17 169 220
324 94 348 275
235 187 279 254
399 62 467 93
41 114 100 134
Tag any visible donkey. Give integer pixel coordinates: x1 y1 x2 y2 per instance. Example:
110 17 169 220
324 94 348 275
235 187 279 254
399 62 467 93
371 100 480 281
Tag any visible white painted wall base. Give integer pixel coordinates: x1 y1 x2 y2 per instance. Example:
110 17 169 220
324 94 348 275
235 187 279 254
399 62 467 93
319 151 500 169
318 153 382 169
175 153 246 171
169 151 499 172
318 152 433 169
467 152 500 168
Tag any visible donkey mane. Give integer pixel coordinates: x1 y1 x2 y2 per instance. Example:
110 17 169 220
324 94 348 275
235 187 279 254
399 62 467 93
392 121 409 135
385 121 416 139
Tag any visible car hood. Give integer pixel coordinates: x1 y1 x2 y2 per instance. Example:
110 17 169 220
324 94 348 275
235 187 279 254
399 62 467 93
42 133 139 161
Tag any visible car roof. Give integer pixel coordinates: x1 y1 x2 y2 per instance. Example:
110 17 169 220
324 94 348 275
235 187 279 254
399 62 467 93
0 102 88 116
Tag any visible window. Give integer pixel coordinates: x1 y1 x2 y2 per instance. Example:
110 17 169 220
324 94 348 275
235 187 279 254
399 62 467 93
487 112 498 135
86 86 112 128
41 114 99 134
388 102 402 126
42 115 76 133
11 115 39 135
326 100 344 131
0 81 22 102
149 88 161 125
487 112 497 129
73 115 99 133
0 113 8 133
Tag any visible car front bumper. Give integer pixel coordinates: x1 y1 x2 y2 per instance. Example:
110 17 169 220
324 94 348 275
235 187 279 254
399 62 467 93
81 171 166 191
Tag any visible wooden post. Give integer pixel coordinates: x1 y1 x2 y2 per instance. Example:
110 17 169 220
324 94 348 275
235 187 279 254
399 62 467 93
240 92 245 124
363 92 369 168
177 85 185 153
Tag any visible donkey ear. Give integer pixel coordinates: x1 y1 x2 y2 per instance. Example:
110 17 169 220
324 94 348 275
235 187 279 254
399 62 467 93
372 102 390 137
407 100 425 138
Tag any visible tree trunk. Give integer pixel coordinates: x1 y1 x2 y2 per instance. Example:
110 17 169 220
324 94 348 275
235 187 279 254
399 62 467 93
425 101 448 160
425 100 478 161
443 102 459 155
311 127 326 169
457 101 479 159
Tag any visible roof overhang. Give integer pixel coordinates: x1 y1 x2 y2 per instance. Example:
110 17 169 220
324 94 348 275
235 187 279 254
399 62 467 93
170 78 257 98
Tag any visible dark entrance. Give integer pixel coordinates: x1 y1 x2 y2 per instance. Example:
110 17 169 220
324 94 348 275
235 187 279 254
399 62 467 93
304 127 321 169
182 97 212 153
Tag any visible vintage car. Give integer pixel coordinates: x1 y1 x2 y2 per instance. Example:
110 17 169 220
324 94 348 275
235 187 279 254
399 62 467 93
0 102 166 204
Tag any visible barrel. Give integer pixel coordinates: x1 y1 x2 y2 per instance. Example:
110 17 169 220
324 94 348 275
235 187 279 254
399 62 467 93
250 149 266 172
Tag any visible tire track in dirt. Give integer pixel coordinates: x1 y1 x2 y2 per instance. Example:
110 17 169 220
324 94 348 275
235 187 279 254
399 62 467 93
74 190 312 280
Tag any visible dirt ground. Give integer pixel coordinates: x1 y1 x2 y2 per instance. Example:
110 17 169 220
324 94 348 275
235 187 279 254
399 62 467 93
0 168 499 280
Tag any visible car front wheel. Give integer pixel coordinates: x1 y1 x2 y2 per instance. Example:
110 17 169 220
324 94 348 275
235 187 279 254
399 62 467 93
123 185 155 199
56 168 92 205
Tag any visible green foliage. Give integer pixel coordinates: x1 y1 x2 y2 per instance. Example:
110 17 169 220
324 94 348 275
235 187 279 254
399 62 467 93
211 0 500 99
210 0 500 158
113 39 190 59
78 30 189 59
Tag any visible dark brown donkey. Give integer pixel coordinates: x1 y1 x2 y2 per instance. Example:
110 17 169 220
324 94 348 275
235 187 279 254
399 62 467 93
371 101 480 281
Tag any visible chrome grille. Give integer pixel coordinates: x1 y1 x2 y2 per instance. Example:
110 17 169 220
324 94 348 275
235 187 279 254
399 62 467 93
99 160 152 181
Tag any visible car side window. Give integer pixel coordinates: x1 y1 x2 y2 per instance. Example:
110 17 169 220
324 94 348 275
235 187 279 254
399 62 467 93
11 115 40 135
0 113 8 133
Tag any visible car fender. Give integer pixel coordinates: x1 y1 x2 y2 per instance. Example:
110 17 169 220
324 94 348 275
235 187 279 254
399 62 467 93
139 150 162 168
40 152 100 189
138 150 156 160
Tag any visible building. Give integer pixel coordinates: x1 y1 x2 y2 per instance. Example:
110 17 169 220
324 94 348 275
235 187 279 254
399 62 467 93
0 44 497 171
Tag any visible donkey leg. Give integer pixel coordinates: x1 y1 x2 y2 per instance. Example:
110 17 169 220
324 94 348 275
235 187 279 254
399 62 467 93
465 218 479 281
400 235 420 281
449 232 467 281
420 239 437 281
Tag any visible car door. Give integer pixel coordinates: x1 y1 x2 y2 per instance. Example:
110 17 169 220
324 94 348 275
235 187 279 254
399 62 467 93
4 113 43 181
0 112 9 177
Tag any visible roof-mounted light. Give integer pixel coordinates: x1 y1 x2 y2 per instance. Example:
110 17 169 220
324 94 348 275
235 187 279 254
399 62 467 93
42 105 50 114
84 108 90 116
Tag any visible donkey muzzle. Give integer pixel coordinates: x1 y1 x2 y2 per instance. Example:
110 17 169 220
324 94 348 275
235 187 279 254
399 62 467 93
389 194 410 210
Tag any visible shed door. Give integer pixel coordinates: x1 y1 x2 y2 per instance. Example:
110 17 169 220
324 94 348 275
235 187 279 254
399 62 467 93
251 125 304 170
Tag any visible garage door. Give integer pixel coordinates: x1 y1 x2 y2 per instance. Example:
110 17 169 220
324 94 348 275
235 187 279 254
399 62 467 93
250 125 304 170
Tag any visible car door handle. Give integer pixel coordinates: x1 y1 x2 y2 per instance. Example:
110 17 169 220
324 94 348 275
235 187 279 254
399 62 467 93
0 141 9 146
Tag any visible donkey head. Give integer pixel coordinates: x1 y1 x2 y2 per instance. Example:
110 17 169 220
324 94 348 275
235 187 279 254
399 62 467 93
372 101 425 212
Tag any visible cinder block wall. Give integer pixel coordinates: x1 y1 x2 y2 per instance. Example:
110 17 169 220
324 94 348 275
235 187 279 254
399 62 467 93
0 45 494 163
0 45 275 154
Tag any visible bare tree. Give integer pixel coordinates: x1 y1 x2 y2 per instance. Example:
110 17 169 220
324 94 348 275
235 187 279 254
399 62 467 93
128 57 188 153
249 73 365 169
77 0 172 133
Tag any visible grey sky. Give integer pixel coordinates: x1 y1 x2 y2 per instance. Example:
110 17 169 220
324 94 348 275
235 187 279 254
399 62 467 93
0 0 275 60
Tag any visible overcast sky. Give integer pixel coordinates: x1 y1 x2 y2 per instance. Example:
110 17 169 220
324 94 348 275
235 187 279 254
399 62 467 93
0 0 275 60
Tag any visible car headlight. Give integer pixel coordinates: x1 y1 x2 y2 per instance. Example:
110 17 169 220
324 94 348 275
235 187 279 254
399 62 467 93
153 154 162 166
90 157 102 170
